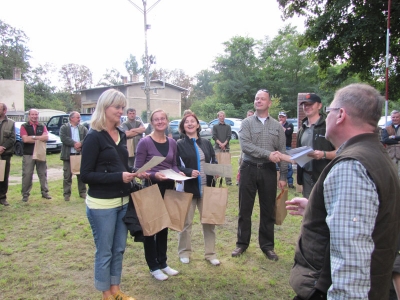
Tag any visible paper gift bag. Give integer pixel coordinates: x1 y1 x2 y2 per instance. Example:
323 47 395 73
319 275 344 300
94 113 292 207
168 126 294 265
201 179 228 225
131 184 171 236
0 159 5 182
216 151 231 165
70 155 81 175
127 139 135 157
32 140 46 161
275 188 288 225
164 189 193 232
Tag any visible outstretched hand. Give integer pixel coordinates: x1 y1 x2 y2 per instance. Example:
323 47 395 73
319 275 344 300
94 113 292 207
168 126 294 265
285 197 309 216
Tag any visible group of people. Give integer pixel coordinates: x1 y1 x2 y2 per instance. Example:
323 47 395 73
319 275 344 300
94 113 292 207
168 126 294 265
2 82 400 300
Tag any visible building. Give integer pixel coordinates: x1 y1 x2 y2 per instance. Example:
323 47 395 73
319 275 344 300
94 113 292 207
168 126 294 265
0 79 25 121
78 79 187 120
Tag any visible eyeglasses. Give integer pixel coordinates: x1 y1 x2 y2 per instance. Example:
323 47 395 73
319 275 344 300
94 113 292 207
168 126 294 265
153 117 167 123
325 107 341 113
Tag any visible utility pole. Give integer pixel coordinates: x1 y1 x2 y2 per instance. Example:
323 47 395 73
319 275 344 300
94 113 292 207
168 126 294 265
127 0 162 122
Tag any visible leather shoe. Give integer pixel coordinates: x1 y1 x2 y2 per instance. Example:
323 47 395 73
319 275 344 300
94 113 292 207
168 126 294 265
0 199 9 206
42 194 52 199
231 247 246 257
288 184 295 189
264 250 279 261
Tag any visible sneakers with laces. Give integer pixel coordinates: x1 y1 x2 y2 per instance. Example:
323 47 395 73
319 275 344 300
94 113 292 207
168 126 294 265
161 266 179 276
113 290 135 300
150 269 168 281
180 257 189 264
208 259 221 266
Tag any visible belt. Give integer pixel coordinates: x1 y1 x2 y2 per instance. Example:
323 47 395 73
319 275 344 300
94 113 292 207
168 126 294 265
243 160 271 169
70 153 81 156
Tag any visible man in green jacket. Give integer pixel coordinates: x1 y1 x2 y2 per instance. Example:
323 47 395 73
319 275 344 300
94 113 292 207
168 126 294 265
59 111 88 201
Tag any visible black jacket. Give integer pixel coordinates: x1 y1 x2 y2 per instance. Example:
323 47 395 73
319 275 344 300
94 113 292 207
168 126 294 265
176 136 217 198
80 128 134 199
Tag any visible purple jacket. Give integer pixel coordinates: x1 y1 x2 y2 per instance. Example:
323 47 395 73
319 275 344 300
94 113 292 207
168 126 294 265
135 136 180 182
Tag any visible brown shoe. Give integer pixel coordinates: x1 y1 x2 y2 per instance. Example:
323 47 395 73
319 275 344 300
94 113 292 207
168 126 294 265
64 196 70 201
264 250 279 261
231 247 246 257
0 199 9 206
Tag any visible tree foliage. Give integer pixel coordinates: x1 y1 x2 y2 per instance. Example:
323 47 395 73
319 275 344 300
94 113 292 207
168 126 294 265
277 0 400 100
96 68 122 87
125 54 141 77
0 19 30 80
59 63 93 93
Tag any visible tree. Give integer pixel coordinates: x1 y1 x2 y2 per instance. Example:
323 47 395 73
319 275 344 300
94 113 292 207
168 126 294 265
0 19 30 80
277 0 400 99
59 63 93 93
96 68 123 87
189 69 216 101
125 54 142 79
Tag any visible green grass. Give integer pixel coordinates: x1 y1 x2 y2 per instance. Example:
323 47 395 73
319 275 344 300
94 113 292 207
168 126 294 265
1 144 304 299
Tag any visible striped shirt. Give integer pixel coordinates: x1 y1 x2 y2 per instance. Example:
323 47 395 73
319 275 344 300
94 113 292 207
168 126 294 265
239 114 288 179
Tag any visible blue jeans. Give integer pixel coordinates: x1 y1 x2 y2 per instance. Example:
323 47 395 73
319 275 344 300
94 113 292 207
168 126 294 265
286 146 294 185
86 204 128 291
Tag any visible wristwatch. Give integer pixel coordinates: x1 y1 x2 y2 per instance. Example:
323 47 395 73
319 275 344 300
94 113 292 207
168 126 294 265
32 136 36 140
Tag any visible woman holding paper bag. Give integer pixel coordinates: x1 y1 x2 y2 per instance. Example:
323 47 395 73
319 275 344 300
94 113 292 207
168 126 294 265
81 89 147 300
135 108 183 281
176 113 220 266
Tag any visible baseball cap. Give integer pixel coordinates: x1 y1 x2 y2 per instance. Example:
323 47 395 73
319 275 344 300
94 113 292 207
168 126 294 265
300 93 321 105
278 111 287 117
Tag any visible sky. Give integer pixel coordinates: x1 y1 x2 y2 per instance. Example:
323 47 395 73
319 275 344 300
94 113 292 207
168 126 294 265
1 0 305 86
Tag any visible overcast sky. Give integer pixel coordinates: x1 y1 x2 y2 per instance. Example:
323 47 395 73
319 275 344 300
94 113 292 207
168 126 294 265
1 0 305 85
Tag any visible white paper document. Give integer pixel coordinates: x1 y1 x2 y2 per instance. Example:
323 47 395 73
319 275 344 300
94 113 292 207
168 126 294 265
203 163 232 178
136 156 165 173
286 146 314 168
159 169 194 181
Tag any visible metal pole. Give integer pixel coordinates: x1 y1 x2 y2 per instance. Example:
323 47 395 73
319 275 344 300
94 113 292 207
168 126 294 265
385 0 391 124
143 0 151 122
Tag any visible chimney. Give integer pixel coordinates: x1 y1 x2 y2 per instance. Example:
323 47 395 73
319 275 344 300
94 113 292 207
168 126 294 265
130 74 139 82
121 76 128 84
13 68 21 80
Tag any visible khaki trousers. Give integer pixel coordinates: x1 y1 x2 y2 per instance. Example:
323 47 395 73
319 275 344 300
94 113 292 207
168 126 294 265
178 196 217 260
21 155 49 197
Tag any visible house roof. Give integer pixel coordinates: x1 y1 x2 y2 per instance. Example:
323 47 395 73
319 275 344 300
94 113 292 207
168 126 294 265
77 80 187 93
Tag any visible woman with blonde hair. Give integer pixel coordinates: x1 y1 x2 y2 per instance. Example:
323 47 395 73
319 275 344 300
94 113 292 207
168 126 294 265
135 108 183 281
81 89 147 300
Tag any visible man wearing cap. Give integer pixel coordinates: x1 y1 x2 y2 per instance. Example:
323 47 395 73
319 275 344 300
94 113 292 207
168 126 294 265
296 93 336 198
278 111 294 188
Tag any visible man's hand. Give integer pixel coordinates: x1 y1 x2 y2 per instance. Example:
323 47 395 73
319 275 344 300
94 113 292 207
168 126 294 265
285 197 309 216
269 151 281 163
307 150 324 160
0 146 5 154
278 180 286 190
74 141 82 151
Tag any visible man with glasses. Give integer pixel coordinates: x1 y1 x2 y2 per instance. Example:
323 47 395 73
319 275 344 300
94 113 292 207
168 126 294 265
232 89 287 261
296 93 336 198
286 83 400 300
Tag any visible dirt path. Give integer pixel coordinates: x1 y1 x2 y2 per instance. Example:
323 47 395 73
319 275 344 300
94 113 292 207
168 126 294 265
9 168 63 185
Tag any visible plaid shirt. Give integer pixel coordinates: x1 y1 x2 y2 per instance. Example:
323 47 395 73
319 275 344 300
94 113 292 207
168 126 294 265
324 155 379 299
239 115 288 179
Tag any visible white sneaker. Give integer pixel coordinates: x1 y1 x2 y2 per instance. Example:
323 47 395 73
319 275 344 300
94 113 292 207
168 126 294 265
150 269 168 281
209 259 221 266
161 266 179 276
180 257 190 264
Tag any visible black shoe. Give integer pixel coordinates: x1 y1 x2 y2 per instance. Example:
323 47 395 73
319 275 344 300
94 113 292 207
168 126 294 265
264 250 279 261
42 194 52 199
231 247 246 257
0 199 9 206
288 184 295 189
22 196 29 202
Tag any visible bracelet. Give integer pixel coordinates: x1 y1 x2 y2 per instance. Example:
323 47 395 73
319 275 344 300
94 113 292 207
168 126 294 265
323 151 326 159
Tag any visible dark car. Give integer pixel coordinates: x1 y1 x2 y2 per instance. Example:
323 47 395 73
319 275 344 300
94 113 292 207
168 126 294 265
46 114 92 136
14 122 62 156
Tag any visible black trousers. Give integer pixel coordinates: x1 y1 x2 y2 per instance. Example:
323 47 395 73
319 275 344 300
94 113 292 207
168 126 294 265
0 155 11 200
236 161 277 251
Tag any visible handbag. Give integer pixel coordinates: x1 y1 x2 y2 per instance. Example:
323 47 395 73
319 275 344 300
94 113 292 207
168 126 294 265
131 183 171 236
164 189 193 232
201 178 228 225
32 140 46 161
70 154 81 175
275 188 288 225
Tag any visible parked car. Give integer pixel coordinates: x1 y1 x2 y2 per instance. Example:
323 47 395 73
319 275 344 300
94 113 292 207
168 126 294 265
379 115 392 128
208 118 242 140
169 119 212 141
46 114 92 136
14 122 62 156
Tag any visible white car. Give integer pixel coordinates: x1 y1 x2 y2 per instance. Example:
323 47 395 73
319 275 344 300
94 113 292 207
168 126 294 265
208 118 242 140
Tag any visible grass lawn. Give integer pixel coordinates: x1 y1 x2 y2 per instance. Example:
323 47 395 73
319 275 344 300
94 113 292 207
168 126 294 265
0 141 304 299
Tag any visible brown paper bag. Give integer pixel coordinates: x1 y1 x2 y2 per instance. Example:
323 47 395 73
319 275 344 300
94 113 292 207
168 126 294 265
201 179 228 225
32 140 46 161
127 139 135 157
275 188 288 225
70 155 81 175
0 159 5 182
164 189 193 232
131 184 171 236
296 184 303 193
216 151 231 165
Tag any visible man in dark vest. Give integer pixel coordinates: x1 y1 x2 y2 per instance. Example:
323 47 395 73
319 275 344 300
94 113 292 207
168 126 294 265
20 109 51 202
286 83 400 300
0 103 16 206
121 108 145 167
